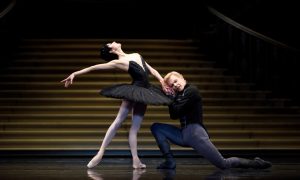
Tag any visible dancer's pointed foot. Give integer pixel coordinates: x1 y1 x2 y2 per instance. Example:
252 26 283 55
87 154 103 169
133 162 146 169
132 159 146 169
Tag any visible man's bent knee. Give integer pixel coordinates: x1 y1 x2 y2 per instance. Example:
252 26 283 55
151 123 163 133
150 123 160 132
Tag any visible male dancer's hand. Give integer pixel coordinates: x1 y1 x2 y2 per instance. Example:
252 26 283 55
162 84 175 97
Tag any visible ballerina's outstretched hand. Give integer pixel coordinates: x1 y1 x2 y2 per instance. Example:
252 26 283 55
61 73 75 88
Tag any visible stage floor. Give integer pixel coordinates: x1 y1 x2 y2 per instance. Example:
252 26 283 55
0 157 300 179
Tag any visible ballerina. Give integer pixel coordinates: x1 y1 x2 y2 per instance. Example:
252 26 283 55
61 41 173 169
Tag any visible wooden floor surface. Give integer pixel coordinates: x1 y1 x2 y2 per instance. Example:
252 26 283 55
1 157 300 179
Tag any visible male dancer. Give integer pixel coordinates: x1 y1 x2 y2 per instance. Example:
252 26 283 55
151 71 272 169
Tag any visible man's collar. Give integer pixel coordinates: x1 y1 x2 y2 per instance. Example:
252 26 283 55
176 83 190 96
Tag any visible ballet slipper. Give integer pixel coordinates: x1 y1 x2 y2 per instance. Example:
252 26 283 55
133 162 146 169
87 154 102 169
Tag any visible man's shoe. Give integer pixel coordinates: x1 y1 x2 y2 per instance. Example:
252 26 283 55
253 157 272 169
157 159 176 169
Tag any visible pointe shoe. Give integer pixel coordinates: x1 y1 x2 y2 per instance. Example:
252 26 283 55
87 155 102 169
87 160 98 169
133 162 146 169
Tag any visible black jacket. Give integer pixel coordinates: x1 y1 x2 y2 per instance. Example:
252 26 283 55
168 84 205 128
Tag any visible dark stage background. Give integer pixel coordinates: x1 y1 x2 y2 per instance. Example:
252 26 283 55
1 0 300 156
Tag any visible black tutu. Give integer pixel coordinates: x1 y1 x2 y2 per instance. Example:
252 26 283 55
100 83 172 105
99 56 172 106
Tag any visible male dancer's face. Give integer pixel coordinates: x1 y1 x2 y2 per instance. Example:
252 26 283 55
166 75 186 92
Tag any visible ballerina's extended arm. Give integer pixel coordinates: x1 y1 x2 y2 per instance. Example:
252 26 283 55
61 60 127 88
146 62 175 96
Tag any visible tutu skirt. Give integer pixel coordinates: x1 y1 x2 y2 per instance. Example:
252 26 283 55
100 84 172 105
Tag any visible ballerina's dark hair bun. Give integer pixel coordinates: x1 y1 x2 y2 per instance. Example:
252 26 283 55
100 44 118 62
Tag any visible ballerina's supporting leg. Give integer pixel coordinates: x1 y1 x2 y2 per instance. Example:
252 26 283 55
130 103 147 169
87 100 133 168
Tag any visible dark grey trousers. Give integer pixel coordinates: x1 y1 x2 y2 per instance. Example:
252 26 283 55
151 123 240 169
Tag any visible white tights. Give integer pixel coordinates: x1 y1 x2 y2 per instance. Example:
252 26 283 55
87 100 147 169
